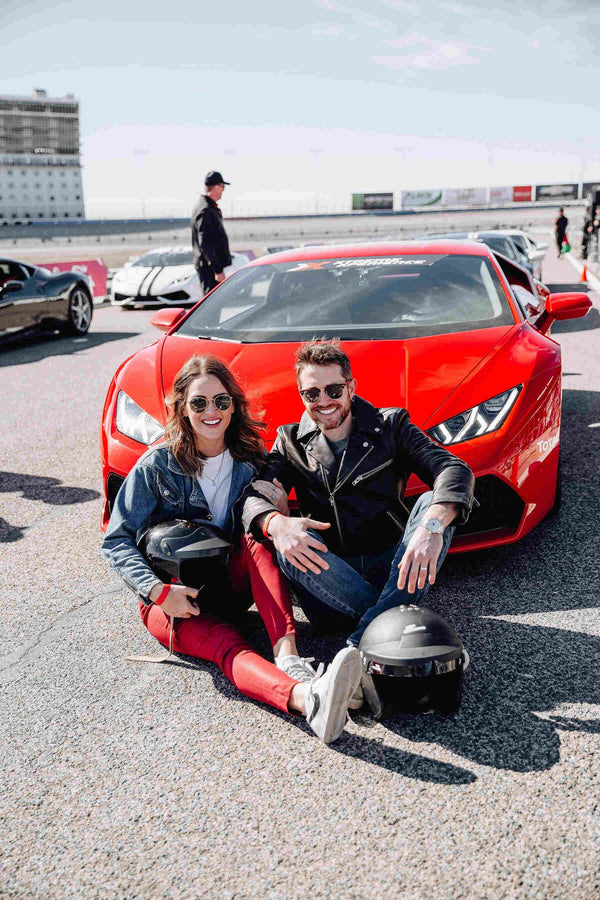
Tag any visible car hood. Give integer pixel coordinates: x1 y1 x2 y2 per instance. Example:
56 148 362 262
147 325 525 439
114 264 195 290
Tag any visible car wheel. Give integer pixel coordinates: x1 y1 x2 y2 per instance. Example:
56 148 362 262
62 285 93 335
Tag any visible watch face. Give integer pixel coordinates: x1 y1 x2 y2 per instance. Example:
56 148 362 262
423 517 444 533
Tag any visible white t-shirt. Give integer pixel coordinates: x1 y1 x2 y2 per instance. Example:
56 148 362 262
197 449 234 530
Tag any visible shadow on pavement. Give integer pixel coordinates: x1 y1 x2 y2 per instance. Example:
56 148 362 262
551 307 600 333
0 470 100 542
0 330 142 367
156 642 477 784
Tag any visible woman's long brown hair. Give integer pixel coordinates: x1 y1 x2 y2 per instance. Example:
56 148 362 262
164 355 266 476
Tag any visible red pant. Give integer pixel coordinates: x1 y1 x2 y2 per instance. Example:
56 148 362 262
228 533 295 648
140 535 298 713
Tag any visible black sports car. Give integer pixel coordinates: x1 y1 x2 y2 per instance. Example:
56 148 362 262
0 257 93 340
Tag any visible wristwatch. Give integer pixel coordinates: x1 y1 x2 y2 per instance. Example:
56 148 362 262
420 516 445 534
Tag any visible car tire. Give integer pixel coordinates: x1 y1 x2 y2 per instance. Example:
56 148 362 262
61 285 93 335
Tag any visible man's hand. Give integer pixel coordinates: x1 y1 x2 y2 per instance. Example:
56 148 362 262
396 502 458 593
149 583 200 618
268 515 331 574
253 477 289 516
215 272 226 283
397 527 443 593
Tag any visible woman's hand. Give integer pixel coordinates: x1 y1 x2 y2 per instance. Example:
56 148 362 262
253 477 289 516
150 583 200 618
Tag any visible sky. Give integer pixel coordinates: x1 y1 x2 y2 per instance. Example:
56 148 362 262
3 0 600 218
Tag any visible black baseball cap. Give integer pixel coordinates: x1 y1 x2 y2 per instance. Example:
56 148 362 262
205 170 230 186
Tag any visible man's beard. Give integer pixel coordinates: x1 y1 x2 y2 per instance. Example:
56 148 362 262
310 402 352 433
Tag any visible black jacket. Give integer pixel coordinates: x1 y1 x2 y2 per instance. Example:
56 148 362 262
191 194 232 275
242 395 475 557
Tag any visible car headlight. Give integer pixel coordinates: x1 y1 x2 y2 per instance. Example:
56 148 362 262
116 391 164 445
428 386 522 445
170 274 194 286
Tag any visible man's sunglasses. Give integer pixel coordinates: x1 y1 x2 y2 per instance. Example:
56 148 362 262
298 381 351 404
188 393 233 413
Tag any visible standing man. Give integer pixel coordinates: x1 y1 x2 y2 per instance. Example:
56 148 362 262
242 339 474 652
554 207 569 259
191 170 232 295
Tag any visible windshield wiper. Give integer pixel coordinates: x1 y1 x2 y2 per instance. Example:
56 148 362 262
195 334 242 343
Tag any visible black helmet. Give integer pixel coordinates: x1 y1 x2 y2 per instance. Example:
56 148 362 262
139 519 232 591
359 605 468 715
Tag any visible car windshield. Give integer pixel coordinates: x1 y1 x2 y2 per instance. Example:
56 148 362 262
176 253 514 343
132 250 193 267
509 234 528 254
479 236 517 259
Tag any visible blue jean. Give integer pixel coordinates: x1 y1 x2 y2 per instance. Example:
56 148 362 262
276 492 455 646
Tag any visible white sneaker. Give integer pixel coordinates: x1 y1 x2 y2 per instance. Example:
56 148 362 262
276 655 324 683
304 647 362 744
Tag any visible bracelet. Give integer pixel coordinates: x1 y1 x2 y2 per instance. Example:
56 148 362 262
153 584 170 606
262 511 281 539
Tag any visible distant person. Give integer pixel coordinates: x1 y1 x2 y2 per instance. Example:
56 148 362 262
191 171 232 295
554 207 569 258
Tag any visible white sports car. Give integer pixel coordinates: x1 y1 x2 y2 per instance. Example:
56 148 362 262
110 246 250 308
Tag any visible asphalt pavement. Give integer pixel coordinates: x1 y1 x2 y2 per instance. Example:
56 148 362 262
1 221 599 900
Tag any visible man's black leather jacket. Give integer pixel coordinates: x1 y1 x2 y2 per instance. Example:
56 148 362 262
242 395 475 557
191 194 232 275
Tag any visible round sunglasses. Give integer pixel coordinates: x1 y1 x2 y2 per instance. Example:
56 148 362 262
188 393 233 413
298 381 351 404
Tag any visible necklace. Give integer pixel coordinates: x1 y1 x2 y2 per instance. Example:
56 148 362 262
202 449 227 486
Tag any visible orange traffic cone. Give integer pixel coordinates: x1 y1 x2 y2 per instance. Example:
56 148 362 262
581 265 588 282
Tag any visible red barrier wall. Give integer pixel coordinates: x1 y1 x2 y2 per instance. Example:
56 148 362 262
39 259 108 298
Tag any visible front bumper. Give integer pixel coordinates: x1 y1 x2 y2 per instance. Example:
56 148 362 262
111 289 193 307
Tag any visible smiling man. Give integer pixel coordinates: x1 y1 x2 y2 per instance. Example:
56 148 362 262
242 338 475 657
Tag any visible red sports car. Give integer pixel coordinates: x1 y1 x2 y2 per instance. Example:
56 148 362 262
100 240 591 552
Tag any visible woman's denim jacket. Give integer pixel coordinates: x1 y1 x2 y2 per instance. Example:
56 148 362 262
102 444 257 603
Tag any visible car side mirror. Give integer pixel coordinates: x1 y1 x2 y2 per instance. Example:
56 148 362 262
535 291 592 334
0 281 21 294
150 307 186 332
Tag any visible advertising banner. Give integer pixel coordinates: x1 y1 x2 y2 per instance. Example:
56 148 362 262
443 187 487 207
513 185 532 202
352 192 393 210
581 181 600 201
401 189 443 208
490 186 512 204
40 259 108 299
535 183 578 202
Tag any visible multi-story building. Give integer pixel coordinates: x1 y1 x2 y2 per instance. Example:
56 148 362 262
0 89 85 224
